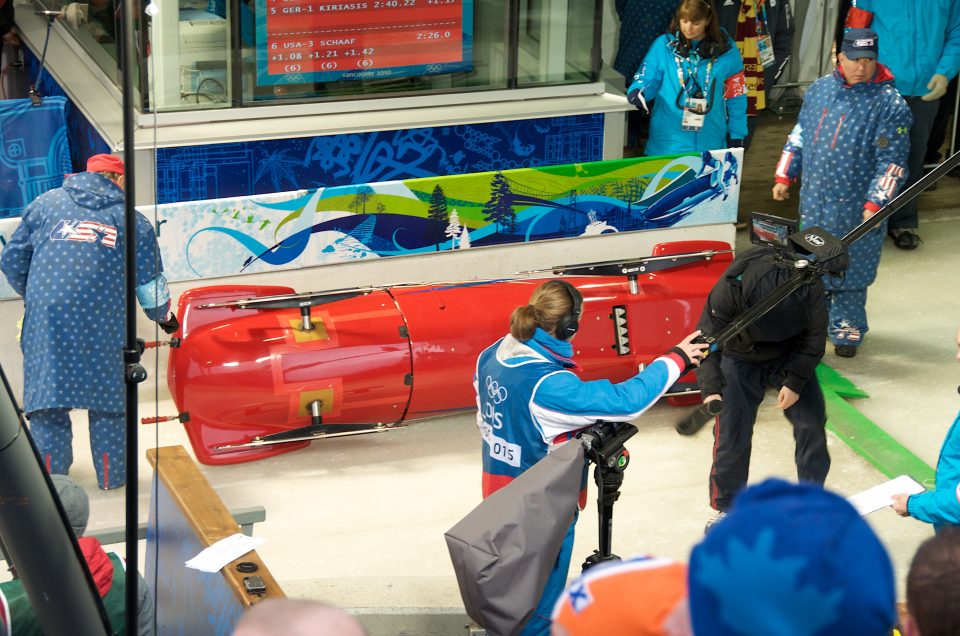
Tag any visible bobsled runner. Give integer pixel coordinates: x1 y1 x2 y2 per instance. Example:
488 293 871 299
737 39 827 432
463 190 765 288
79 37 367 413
164 240 733 465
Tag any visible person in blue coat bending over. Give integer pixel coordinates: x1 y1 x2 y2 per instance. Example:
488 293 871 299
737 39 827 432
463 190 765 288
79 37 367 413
474 279 707 636
891 325 960 531
772 28 911 359
0 154 179 490
627 0 748 157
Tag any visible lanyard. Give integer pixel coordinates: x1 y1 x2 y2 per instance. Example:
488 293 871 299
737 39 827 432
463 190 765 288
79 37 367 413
755 0 769 36
675 52 713 102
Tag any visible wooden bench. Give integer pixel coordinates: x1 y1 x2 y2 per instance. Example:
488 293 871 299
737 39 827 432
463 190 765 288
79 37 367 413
145 446 284 635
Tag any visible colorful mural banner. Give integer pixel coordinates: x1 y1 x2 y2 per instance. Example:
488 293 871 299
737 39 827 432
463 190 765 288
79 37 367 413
0 97 72 219
153 114 605 204
152 151 743 283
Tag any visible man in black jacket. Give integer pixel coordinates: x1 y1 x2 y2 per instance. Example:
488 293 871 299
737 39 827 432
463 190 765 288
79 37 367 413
695 247 829 528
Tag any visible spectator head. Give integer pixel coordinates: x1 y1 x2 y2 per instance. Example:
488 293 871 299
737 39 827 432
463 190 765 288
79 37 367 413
838 28 879 85
669 0 723 48
688 478 896 636
50 474 90 537
85 154 125 189
551 557 691 636
231 598 366 636
904 527 960 636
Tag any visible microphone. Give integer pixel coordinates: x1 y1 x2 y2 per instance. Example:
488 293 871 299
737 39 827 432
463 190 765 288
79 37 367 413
675 400 723 436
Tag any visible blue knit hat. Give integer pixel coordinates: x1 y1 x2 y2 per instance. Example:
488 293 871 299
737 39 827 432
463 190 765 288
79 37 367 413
689 479 895 636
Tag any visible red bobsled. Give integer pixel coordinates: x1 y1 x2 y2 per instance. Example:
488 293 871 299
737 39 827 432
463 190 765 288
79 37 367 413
166 240 733 465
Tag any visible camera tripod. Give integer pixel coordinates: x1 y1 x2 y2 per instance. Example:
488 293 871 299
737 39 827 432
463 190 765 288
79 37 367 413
579 420 639 570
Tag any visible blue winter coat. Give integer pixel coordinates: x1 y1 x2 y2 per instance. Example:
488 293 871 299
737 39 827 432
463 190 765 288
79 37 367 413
0 172 170 413
774 64 911 291
627 32 749 156
848 0 960 97
908 411 960 531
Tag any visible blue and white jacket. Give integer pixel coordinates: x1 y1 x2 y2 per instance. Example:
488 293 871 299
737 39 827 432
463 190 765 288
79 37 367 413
627 32 748 157
908 411 960 531
0 172 170 413
775 64 911 227
474 328 685 498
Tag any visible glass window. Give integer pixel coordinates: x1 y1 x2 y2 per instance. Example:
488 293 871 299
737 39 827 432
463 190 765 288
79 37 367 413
37 0 602 113
516 0 597 87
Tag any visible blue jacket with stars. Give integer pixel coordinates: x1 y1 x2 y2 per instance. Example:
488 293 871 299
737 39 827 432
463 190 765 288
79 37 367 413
908 410 960 531
628 32 749 157
0 172 170 413
774 64 911 291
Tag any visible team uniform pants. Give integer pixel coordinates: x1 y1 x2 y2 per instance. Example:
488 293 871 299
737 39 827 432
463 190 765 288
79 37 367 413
521 517 576 636
29 408 126 490
709 356 830 512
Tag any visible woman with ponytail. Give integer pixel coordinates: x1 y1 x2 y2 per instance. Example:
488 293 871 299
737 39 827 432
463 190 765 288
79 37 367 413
473 279 707 636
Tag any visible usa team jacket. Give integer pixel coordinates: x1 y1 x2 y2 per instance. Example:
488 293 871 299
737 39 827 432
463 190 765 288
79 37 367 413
908 411 960 531
474 329 685 497
627 32 748 156
846 0 960 98
773 64 911 291
0 172 170 413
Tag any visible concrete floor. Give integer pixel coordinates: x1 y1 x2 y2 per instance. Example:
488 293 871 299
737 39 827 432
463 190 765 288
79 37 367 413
6 113 960 633
60 208 960 636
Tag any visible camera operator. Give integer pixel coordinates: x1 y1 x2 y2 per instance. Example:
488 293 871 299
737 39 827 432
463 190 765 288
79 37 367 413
695 247 829 531
474 279 707 636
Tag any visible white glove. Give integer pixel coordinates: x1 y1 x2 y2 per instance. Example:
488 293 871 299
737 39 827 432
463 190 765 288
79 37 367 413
922 73 949 102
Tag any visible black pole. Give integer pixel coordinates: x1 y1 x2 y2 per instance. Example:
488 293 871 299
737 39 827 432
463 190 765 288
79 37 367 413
0 364 112 634
120 1 146 635
843 149 960 245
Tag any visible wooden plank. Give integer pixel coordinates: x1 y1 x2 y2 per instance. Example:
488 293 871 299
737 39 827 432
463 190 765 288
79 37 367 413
146 446 284 607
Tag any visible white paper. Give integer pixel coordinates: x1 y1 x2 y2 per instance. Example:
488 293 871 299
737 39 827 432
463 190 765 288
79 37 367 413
847 475 926 516
185 533 265 573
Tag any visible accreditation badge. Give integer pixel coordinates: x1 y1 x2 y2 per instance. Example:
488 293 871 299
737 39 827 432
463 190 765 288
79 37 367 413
758 34 775 67
681 98 707 131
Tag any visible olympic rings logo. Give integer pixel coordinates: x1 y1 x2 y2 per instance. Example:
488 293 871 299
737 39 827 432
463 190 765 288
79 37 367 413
485 376 508 404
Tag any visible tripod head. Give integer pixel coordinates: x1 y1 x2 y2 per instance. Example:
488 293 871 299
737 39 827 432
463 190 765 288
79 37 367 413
577 420 638 570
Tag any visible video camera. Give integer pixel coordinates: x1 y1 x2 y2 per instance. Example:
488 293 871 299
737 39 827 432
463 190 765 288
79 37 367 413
747 212 848 277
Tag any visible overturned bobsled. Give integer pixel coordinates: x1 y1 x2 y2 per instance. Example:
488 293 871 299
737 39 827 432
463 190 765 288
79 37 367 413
164 240 733 465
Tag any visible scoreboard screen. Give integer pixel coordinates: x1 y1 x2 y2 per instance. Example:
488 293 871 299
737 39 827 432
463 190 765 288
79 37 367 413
255 0 474 86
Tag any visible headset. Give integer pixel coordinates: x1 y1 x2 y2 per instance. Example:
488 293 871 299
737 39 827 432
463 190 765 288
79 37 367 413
554 279 583 341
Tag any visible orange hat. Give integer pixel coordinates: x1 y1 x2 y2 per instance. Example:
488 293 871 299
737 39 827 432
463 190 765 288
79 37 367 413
552 557 689 636
86 154 124 175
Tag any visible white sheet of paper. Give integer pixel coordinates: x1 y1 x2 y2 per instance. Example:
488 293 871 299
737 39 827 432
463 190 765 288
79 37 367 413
847 475 926 516
185 533 265 573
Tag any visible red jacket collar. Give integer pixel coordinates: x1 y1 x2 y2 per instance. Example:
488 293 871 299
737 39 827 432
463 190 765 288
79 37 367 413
835 62 895 87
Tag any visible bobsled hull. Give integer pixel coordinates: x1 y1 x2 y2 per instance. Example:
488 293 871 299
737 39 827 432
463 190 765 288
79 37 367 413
167 240 733 464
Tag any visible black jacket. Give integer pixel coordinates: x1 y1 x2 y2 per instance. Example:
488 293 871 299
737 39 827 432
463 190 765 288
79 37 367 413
695 247 827 397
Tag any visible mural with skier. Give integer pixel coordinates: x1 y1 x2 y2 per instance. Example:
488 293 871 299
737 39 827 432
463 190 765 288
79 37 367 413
147 149 743 283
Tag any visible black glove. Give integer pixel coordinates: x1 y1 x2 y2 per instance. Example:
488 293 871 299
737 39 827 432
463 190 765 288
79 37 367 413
728 138 744 148
627 89 643 109
158 313 180 335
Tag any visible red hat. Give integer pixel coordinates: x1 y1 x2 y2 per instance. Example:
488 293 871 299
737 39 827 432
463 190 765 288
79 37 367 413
86 154 124 175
